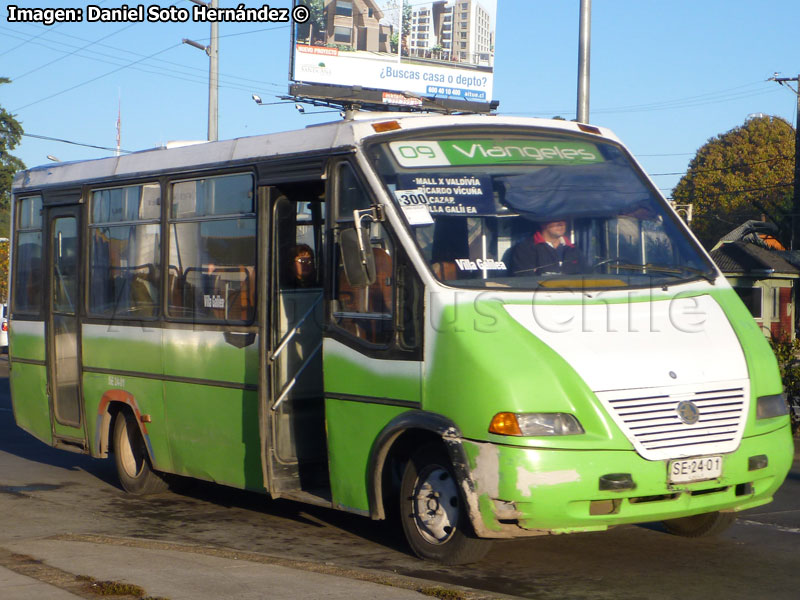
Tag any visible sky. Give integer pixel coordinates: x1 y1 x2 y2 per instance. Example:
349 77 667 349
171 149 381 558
1 0 799 198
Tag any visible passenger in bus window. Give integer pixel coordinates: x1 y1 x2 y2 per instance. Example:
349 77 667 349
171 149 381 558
508 220 583 275
289 244 317 288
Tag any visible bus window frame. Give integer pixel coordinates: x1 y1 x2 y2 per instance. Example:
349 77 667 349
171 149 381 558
165 170 258 326
86 181 163 322
326 158 423 361
11 194 45 318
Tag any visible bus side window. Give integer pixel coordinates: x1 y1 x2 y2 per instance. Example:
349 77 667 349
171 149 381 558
167 174 256 324
13 200 44 315
333 164 394 345
88 185 161 319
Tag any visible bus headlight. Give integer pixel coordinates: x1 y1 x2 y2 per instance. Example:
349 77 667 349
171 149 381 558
756 393 789 419
489 412 585 436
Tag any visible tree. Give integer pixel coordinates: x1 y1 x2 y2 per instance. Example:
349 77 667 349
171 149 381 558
295 0 325 45
672 115 795 249
384 0 411 56
0 240 7 302
1 77 25 237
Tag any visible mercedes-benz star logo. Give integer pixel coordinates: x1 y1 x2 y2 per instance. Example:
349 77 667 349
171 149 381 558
676 401 700 425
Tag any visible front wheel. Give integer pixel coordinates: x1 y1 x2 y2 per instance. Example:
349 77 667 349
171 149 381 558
113 410 168 495
399 444 491 565
662 511 736 537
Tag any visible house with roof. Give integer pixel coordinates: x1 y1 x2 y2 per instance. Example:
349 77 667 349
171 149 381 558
322 0 392 53
710 236 799 340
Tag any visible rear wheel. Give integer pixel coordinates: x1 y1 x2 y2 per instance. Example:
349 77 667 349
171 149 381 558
113 410 168 495
662 511 736 537
399 444 491 564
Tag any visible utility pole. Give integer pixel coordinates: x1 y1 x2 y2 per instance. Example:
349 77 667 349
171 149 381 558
183 0 219 142
770 74 800 250
576 0 591 123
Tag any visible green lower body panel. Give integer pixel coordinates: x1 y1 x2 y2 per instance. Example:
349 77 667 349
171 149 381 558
9 362 51 445
326 398 408 514
82 372 170 468
163 382 263 491
462 424 794 537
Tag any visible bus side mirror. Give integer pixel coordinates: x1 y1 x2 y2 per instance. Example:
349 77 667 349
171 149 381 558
340 228 376 287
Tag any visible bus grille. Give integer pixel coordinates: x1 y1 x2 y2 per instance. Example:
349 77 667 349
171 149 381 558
595 381 749 461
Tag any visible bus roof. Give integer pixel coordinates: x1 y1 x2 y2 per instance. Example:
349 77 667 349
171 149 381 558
12 114 618 194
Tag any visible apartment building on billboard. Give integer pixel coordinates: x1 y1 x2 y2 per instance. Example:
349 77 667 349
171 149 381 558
409 0 493 66
322 0 392 53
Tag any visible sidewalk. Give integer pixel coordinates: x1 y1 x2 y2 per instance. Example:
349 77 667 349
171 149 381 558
0 566 77 600
0 536 484 600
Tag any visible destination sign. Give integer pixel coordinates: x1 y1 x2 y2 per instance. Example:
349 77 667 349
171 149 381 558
388 139 605 168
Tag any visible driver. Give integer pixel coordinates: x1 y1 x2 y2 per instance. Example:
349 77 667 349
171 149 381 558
508 220 583 275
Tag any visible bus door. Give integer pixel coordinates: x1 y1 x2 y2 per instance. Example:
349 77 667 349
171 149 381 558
262 184 327 499
46 205 86 447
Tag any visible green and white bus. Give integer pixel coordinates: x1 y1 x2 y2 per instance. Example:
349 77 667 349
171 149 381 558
9 114 794 564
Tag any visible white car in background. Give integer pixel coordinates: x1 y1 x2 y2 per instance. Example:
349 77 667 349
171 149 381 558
0 303 7 353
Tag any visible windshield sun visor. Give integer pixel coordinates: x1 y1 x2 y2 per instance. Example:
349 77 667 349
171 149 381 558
499 163 654 221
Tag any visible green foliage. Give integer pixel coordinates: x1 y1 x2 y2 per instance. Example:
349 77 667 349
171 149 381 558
768 336 800 433
418 587 468 600
1 77 24 235
0 240 8 302
672 115 795 248
385 0 411 53
85 578 146 596
295 0 325 44
0 207 8 238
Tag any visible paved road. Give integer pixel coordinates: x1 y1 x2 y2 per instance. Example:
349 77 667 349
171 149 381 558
1 355 799 599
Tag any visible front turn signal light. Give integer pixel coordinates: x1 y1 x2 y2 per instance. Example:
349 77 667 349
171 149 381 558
756 393 789 419
489 412 523 436
490 412 585 437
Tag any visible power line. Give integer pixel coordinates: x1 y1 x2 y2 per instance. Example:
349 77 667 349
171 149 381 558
0 0 112 58
1 24 288 97
649 154 792 177
23 132 134 154
637 152 694 157
4 22 289 88
0 31 278 94
11 23 138 82
686 182 792 199
505 80 776 118
12 42 184 112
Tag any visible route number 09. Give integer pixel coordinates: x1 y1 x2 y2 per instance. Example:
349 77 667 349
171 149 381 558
396 144 438 159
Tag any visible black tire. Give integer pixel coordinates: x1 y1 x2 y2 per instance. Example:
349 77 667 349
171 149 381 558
113 410 168 495
400 443 491 565
662 511 736 537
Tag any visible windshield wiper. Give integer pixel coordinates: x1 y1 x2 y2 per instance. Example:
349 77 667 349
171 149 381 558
593 259 716 283
665 264 716 283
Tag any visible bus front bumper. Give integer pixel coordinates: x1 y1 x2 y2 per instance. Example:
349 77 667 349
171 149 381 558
459 425 794 539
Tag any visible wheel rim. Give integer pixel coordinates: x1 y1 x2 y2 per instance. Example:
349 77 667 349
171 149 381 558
411 464 460 545
118 420 144 478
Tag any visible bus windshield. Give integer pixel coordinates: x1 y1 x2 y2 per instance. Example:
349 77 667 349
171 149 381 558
368 131 715 290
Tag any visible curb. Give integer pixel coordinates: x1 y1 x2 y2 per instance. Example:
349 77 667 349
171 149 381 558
37 534 524 600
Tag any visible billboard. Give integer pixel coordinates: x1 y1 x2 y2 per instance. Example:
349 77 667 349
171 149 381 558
290 0 497 111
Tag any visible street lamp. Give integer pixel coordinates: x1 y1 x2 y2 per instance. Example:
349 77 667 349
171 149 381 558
183 0 218 141
251 95 295 107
